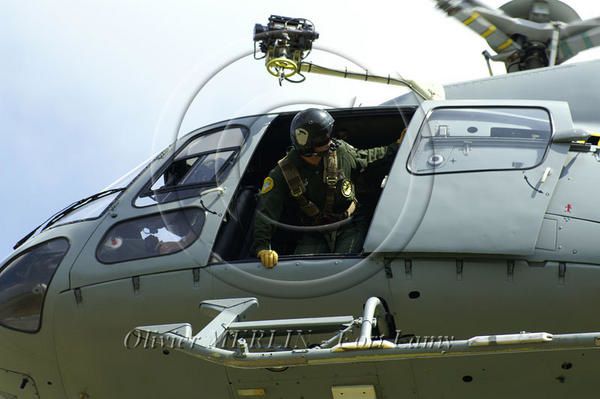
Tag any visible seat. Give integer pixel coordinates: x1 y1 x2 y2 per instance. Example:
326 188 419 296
212 186 257 261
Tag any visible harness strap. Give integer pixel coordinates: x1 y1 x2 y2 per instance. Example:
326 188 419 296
278 156 320 218
278 150 353 224
323 150 340 217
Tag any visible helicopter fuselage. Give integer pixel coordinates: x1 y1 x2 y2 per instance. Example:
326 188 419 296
2 60 600 399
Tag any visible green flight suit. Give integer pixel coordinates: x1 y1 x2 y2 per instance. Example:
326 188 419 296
253 140 397 255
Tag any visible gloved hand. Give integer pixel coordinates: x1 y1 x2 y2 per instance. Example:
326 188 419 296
257 249 279 268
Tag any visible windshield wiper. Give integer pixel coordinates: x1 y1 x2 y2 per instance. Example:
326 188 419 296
13 188 124 250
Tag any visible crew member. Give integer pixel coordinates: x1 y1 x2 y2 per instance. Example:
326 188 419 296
253 108 398 268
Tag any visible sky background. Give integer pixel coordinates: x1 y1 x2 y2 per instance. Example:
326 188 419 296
1 0 599 260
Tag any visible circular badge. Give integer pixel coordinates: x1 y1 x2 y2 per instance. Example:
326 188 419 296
341 179 353 198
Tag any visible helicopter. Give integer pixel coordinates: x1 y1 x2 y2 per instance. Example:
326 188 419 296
2 0 600 398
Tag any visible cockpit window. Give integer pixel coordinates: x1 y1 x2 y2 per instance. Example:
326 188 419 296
408 107 552 175
96 208 205 264
0 238 69 332
136 127 246 207
175 128 244 160
149 150 236 190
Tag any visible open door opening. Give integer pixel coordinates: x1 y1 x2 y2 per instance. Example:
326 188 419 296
211 106 416 262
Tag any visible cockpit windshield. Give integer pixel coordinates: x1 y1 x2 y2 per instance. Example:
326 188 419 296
14 189 124 250
0 238 69 332
14 147 169 250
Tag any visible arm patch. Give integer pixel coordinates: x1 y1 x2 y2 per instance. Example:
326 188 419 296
260 176 275 194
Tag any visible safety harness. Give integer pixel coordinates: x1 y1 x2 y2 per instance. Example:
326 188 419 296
278 149 356 224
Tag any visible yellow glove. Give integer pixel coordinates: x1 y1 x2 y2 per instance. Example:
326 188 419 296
257 249 278 268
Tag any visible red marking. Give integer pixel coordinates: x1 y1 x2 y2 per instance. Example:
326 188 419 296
111 238 118 245
565 204 573 213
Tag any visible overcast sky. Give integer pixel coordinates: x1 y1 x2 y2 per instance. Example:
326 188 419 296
1 0 599 260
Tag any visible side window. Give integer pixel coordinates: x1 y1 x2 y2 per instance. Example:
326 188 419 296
408 107 552 175
136 127 246 206
0 238 70 332
96 208 205 264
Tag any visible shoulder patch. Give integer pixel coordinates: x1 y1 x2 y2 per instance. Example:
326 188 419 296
260 176 275 194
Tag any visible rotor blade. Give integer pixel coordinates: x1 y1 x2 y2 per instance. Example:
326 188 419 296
434 0 494 13
558 25 600 63
434 1 521 56
560 17 600 38
476 8 556 42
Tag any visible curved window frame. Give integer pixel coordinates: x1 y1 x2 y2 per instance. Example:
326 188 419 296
406 106 554 176
0 237 70 334
95 207 206 265
134 125 249 208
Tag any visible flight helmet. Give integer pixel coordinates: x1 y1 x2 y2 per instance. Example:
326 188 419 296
290 108 334 155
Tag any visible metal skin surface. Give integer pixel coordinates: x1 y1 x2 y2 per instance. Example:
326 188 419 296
2 61 600 399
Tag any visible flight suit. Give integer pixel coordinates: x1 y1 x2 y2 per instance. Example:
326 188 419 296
253 140 397 255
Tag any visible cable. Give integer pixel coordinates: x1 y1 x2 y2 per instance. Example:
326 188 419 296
285 71 306 83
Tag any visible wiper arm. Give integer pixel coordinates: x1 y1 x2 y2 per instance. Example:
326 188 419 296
43 188 124 230
13 188 124 250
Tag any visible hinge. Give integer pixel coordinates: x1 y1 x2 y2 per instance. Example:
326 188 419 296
404 259 412 280
456 260 464 281
384 258 393 279
74 288 83 304
193 268 201 286
507 260 515 282
132 276 141 294
559 262 566 284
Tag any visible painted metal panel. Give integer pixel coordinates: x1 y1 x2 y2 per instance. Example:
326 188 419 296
0 369 38 399
364 100 573 255
536 217 558 251
547 151 600 222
